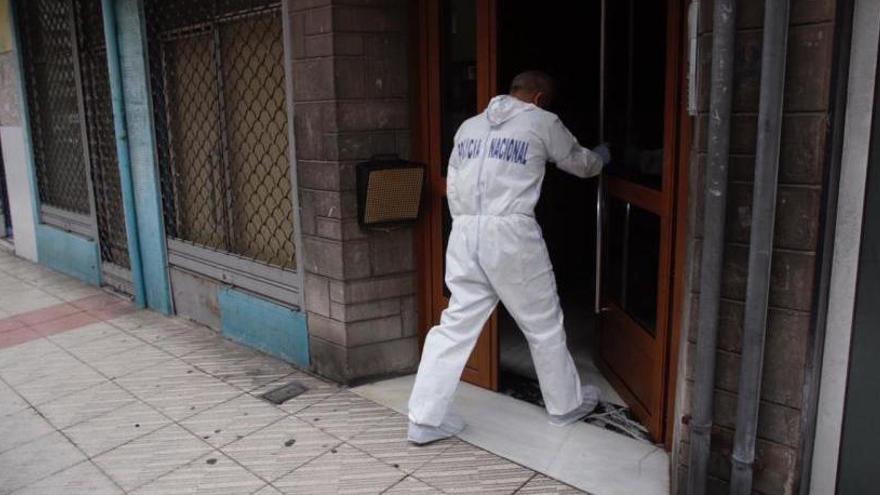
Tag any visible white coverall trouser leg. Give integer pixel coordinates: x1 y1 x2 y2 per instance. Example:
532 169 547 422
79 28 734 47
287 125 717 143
408 215 583 427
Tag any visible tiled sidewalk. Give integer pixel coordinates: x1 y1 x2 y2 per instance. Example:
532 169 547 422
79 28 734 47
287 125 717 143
0 249 586 495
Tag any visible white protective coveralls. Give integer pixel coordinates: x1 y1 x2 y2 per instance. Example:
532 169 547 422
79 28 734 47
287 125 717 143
408 95 605 427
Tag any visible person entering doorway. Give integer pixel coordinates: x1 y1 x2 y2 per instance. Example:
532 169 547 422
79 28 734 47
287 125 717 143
407 71 611 445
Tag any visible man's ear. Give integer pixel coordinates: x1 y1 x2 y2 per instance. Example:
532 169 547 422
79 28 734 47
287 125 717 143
533 91 546 108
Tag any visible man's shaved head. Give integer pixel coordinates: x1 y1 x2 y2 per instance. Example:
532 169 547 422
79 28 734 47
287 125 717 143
509 70 556 108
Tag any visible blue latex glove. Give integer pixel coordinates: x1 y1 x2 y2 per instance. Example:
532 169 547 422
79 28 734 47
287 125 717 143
593 143 611 166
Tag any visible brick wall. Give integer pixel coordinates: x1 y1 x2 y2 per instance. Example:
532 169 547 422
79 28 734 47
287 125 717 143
289 0 418 383
679 1 837 493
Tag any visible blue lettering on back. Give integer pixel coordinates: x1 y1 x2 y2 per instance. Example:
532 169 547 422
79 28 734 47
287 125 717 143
487 137 529 165
457 138 483 161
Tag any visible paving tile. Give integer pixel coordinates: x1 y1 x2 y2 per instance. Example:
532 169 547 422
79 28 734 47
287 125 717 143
0 407 56 454
253 486 284 495
384 476 444 493
295 389 395 441
38 381 138 429
42 284 105 303
113 359 199 390
87 301 137 321
71 293 131 311
106 310 180 332
61 326 143 362
0 336 62 369
29 312 102 337
179 340 263 376
221 416 339 482
0 317 26 333
0 380 29 416
0 347 82 386
63 401 172 457
0 290 64 316
116 361 243 421
253 373 341 415
411 440 534 494
13 362 107 406
347 413 452 474
272 444 405 494
131 451 266 495
88 344 176 379
13 461 124 495
0 326 41 350
516 474 587 494
93 424 213 492
0 432 86 494
211 354 299 392
48 322 123 349
133 325 221 357
180 393 287 447
14 303 82 326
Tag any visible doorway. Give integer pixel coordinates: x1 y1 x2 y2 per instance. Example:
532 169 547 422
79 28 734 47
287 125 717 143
416 0 689 444
493 0 613 406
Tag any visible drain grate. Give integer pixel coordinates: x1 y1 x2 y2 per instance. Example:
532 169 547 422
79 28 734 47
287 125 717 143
260 380 309 405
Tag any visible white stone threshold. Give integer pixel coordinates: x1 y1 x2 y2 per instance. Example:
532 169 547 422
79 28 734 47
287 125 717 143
353 375 670 495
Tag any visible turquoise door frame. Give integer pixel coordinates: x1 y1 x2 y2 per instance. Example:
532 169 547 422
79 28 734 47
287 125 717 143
9 0 172 313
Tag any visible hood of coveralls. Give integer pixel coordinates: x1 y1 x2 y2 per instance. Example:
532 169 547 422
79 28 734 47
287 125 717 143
485 95 536 127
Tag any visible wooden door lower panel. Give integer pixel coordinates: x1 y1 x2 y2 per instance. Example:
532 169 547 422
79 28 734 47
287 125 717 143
598 302 664 439
461 314 498 389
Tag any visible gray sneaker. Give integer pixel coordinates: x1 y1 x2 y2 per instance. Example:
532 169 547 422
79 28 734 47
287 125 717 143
408 414 466 445
548 385 600 427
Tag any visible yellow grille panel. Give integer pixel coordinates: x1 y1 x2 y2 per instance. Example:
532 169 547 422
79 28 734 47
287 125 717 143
363 168 425 225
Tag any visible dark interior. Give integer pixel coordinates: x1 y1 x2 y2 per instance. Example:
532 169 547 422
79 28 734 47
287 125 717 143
495 0 668 408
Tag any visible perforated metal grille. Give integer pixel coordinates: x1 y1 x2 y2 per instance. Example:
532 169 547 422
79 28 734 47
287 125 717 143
18 0 129 269
18 0 91 215
364 169 425 225
79 0 129 268
146 0 295 270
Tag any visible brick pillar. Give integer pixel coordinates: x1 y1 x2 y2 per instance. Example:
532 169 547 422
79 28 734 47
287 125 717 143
289 0 417 383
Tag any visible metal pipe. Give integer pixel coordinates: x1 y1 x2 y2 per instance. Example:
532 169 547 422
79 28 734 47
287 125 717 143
101 0 147 307
730 1 789 492
686 0 737 493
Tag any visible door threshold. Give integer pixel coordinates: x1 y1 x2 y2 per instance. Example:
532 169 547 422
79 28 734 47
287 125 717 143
352 375 670 495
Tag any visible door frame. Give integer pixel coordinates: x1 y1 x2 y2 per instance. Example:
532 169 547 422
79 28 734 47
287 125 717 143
414 0 499 390
412 0 691 448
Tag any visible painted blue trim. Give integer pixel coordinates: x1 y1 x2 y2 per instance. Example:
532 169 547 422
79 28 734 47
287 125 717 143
218 287 310 368
101 0 146 308
114 0 172 314
8 0 45 243
36 224 101 286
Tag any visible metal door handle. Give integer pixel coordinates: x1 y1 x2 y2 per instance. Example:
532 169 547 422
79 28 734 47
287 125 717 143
596 0 609 315
595 173 607 314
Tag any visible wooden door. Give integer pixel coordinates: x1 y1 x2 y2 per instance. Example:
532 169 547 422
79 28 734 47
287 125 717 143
415 0 498 389
596 0 686 442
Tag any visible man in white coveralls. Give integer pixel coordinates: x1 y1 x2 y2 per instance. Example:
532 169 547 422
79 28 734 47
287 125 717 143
408 71 612 445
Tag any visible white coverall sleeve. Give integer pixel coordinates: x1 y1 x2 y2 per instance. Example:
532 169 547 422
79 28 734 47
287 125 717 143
445 136 462 206
545 117 604 179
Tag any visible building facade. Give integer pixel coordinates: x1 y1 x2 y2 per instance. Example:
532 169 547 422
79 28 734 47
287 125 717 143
0 0 877 493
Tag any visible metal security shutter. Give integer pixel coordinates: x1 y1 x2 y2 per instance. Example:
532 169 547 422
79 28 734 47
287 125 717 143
18 0 132 293
146 0 301 306
18 0 95 236
79 0 133 293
